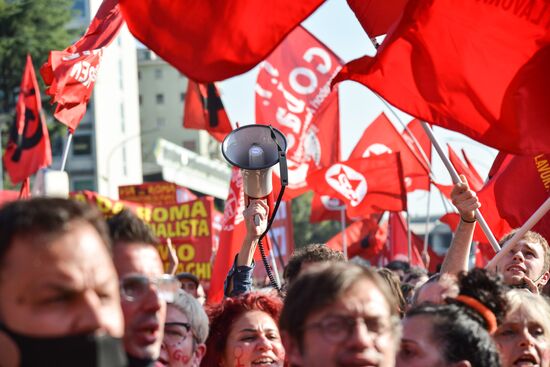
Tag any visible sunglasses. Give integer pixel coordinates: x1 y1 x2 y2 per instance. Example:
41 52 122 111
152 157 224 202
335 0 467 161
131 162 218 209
120 274 179 303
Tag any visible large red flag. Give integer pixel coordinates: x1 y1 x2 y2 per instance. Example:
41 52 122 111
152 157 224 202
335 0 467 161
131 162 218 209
4 55 52 184
40 0 123 131
255 26 343 199
119 0 324 83
307 153 407 218
349 114 430 192
346 0 408 38
183 81 233 142
334 0 550 155
448 145 484 191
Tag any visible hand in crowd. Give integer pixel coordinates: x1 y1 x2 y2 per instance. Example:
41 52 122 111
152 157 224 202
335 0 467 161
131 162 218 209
450 174 480 223
243 199 269 240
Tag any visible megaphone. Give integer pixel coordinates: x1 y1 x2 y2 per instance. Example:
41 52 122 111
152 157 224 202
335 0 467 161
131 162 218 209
221 125 287 224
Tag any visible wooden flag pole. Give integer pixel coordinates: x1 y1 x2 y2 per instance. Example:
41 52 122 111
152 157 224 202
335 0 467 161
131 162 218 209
60 130 73 172
420 122 500 252
341 206 348 259
424 184 432 253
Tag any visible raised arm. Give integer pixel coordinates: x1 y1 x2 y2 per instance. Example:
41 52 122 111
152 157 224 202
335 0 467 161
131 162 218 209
440 175 480 275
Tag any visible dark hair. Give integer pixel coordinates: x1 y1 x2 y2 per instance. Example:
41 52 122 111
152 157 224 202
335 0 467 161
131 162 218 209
280 262 399 348
107 209 157 246
377 268 406 317
201 292 283 367
406 304 501 367
403 266 428 284
283 244 345 285
0 198 110 268
385 260 410 272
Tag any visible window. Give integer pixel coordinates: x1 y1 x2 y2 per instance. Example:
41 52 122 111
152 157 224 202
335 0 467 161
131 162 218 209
156 94 164 104
139 94 142 105
72 135 92 156
180 92 186 102
155 69 162 79
183 140 197 152
73 178 95 191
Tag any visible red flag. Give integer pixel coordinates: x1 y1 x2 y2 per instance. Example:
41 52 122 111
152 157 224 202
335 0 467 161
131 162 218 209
384 212 424 268
326 215 387 259
448 145 484 191
119 0 324 83
334 0 550 155
183 81 232 142
40 0 123 131
402 119 432 191
350 114 430 192
346 0 408 37
0 191 19 207
4 55 52 184
307 153 407 218
310 194 346 223
255 26 343 199
461 149 484 186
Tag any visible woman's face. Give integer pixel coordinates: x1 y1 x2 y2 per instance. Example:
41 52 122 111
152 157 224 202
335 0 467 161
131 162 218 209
222 310 285 367
396 315 449 367
494 308 550 367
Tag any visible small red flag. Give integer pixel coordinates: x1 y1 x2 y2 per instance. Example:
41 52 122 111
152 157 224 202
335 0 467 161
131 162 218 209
384 212 425 268
461 149 484 186
346 0 408 38
310 193 346 223
326 215 387 259
183 81 232 142
350 114 430 192
307 153 407 218
4 55 52 184
448 145 484 191
334 0 550 155
40 0 123 131
255 26 343 199
119 0 324 83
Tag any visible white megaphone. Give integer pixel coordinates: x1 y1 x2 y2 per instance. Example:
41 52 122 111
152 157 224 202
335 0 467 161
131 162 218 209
221 124 287 225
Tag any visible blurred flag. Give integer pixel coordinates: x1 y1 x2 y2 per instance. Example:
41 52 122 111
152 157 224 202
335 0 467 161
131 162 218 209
346 0 408 37
326 214 387 259
310 194 346 223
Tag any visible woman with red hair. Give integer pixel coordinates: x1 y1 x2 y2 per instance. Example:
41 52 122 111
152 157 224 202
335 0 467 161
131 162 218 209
201 292 285 367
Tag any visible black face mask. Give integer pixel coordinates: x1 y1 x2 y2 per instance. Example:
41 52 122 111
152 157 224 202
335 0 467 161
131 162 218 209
0 324 128 367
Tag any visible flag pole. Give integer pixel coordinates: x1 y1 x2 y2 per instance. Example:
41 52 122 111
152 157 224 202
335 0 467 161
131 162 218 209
424 184 432 253
341 206 348 259
420 122 500 252
406 211 412 263
487 196 550 268
60 130 73 172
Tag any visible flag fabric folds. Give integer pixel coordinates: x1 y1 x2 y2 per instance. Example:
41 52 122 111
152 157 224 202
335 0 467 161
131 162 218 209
384 212 425 268
307 153 407 218
119 0 325 83
40 0 123 131
346 0 408 38
334 0 550 155
349 113 431 192
4 55 51 184
326 215 387 259
255 26 343 199
448 145 484 191
310 194 346 223
183 81 233 142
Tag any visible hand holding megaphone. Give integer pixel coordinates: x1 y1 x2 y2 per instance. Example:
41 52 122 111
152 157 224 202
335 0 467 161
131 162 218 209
243 199 269 239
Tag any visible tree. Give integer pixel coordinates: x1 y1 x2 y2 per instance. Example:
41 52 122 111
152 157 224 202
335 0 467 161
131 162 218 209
291 191 341 249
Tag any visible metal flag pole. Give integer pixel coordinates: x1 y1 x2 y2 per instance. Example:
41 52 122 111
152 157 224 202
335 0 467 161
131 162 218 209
60 129 73 171
420 122 500 252
341 205 348 259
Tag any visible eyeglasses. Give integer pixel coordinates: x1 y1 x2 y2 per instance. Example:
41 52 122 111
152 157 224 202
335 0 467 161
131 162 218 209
120 274 179 303
163 322 194 344
304 315 393 343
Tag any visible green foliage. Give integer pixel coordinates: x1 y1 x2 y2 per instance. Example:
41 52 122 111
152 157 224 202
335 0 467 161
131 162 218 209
291 191 341 249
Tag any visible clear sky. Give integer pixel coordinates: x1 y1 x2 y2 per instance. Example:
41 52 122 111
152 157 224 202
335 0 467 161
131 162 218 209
217 0 498 218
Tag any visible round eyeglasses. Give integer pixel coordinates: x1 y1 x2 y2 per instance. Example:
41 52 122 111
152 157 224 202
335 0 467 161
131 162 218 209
120 274 179 303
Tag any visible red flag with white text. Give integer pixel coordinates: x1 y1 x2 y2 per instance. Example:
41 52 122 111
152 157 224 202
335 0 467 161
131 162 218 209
349 114 430 192
333 0 550 155
40 0 123 131
255 26 343 199
184 81 233 142
307 153 407 218
119 0 324 83
4 55 51 184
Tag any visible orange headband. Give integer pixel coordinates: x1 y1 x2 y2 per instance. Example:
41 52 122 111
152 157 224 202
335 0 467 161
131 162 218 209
454 295 497 334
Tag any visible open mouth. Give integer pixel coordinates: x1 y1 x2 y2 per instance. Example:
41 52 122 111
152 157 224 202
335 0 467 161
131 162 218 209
252 357 278 366
514 353 539 366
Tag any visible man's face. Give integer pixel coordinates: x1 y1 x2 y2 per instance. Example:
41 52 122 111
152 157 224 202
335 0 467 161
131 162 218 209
287 279 397 367
0 223 124 337
179 279 198 298
113 243 166 360
495 239 549 287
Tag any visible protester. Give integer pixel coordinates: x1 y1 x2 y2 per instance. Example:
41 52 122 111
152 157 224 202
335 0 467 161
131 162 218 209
377 268 407 317
176 272 200 298
441 176 550 292
397 268 508 367
201 291 285 367
402 266 429 289
282 243 346 285
158 290 208 367
494 289 550 367
411 273 459 306
280 262 400 367
0 198 127 367
385 260 410 282
109 209 179 367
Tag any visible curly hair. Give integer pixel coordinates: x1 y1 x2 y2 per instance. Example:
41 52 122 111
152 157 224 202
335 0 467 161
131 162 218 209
201 292 283 367
283 244 345 285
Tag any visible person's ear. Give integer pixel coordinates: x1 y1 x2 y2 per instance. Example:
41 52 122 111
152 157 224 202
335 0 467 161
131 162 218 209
193 344 207 367
540 271 550 286
281 330 304 366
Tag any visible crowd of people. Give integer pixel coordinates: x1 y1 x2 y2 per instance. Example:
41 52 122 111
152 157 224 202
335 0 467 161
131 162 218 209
0 178 549 367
